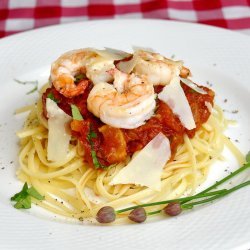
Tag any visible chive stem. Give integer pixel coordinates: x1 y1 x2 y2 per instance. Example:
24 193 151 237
182 180 250 208
146 180 250 215
116 158 250 216
117 178 250 214
198 163 249 195
181 162 250 205
116 189 226 214
147 210 161 215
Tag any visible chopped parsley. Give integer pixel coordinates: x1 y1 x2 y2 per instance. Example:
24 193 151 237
27 186 44 200
87 130 97 140
47 92 59 103
71 104 83 120
11 182 44 209
87 128 105 169
74 74 85 84
14 79 38 95
26 85 38 94
91 150 101 168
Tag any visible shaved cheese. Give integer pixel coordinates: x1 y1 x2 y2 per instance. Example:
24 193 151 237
180 77 207 95
104 47 131 59
116 55 138 74
205 101 213 113
46 98 72 162
132 46 155 53
110 133 171 191
158 77 196 130
89 48 130 61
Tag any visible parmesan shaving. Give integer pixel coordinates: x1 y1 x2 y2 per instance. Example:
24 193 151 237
110 133 171 191
180 77 207 95
132 46 155 52
158 76 196 130
46 98 72 162
89 48 130 61
116 55 138 74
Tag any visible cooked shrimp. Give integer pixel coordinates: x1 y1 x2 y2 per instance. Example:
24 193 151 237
87 69 156 129
116 50 187 86
50 49 115 98
133 50 184 86
179 66 191 78
50 49 93 98
85 56 114 85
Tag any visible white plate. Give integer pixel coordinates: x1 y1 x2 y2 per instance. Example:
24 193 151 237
0 20 250 250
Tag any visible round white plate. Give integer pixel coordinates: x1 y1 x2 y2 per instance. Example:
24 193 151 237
0 20 249 250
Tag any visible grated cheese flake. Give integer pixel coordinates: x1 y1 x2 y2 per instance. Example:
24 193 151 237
110 132 171 191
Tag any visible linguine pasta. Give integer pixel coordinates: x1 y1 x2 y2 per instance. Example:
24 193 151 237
16 95 244 223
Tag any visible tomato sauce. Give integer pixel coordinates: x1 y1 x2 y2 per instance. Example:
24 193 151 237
42 81 214 168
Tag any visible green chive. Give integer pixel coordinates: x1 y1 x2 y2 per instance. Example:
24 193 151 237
246 151 250 162
147 210 161 215
191 161 250 196
116 189 227 214
182 180 250 209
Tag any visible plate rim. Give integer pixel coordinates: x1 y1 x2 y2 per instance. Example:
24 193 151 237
0 19 250 250
1 18 250 45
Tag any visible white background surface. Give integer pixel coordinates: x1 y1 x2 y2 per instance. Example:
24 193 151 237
0 20 250 250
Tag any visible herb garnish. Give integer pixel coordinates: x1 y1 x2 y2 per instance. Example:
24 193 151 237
88 134 114 169
27 186 44 200
14 79 38 95
69 105 104 168
91 150 101 168
88 130 97 140
74 74 85 84
47 92 59 103
69 105 105 169
26 86 38 94
96 152 250 223
11 182 44 209
87 128 103 169
71 104 83 120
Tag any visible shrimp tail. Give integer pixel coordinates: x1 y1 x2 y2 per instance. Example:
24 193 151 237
55 76 89 98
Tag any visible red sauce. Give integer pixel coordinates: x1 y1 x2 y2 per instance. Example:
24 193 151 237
42 81 214 168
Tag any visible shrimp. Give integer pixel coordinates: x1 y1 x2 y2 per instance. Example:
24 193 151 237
87 69 156 129
133 50 185 86
50 49 115 98
116 50 188 86
50 49 93 98
85 55 114 85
